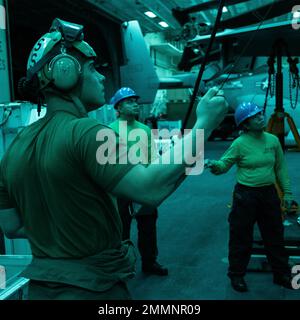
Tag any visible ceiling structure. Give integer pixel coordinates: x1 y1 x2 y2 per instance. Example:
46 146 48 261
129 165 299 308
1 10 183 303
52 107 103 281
6 0 297 99
86 0 292 37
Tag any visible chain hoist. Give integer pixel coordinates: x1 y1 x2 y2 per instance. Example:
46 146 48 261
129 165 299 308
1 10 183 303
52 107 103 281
287 56 299 110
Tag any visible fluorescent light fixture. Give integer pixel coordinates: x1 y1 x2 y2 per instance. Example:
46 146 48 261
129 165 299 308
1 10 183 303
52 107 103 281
158 21 169 28
222 6 228 13
293 11 300 18
144 11 157 18
0 5 6 30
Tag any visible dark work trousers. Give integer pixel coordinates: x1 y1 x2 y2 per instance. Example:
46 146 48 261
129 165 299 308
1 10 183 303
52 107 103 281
117 198 158 264
228 183 290 277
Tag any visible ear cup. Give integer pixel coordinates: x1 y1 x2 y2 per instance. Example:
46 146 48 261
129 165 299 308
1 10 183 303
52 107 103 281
48 54 81 90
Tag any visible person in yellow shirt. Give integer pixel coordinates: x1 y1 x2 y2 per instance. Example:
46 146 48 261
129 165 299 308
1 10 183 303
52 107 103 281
207 102 293 292
110 88 168 276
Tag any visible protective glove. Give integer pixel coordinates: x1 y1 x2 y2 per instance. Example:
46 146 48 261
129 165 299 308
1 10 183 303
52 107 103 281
205 159 221 175
282 199 294 212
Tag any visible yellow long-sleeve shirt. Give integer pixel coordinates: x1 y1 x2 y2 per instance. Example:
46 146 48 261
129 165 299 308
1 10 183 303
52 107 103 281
213 132 292 200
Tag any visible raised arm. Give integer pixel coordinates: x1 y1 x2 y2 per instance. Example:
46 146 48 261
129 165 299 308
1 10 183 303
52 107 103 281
112 88 228 207
206 141 240 175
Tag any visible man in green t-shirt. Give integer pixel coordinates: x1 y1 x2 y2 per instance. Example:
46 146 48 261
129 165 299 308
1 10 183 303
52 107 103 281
110 88 168 276
0 19 228 299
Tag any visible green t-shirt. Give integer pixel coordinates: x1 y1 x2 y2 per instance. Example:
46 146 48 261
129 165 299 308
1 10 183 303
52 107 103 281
0 109 137 292
213 132 292 200
110 119 156 165
0 110 136 257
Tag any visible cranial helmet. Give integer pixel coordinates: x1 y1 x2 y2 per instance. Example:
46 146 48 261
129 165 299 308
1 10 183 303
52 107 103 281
26 18 97 91
109 87 139 109
234 102 263 127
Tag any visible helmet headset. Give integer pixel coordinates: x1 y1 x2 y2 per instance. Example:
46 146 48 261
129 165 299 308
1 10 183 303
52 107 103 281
19 18 97 115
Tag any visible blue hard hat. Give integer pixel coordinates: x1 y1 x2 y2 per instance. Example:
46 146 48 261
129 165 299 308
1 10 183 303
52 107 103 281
234 102 263 127
109 87 139 108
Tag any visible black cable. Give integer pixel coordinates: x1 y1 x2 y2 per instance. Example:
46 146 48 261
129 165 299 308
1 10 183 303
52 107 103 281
182 0 274 129
182 0 225 130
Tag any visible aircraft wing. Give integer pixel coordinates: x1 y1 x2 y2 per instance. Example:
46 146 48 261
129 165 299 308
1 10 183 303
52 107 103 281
188 20 300 56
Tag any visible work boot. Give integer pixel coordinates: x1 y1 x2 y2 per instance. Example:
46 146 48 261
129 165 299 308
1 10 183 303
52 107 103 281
230 276 248 292
273 274 294 289
142 261 168 276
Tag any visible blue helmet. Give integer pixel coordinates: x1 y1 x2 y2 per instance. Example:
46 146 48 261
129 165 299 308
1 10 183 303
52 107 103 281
235 102 263 127
109 87 139 108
